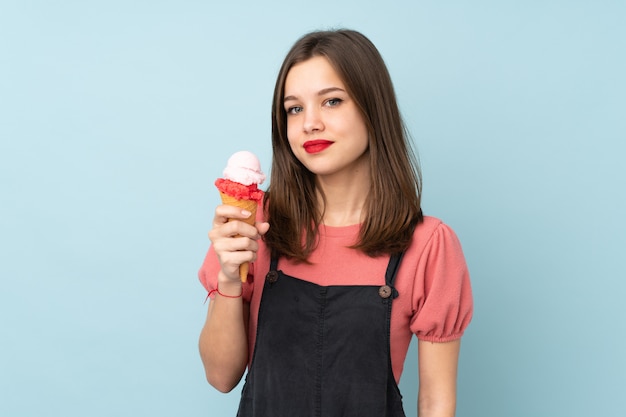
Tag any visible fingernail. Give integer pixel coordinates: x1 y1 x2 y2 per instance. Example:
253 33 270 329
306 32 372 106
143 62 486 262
242 210 251 216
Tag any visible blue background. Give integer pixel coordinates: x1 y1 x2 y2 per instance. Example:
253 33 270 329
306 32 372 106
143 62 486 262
1 1 624 416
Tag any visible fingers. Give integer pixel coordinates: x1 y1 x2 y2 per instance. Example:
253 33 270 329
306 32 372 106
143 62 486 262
212 204 255 230
214 243 257 282
210 219 261 242
211 233 261 258
211 234 258 282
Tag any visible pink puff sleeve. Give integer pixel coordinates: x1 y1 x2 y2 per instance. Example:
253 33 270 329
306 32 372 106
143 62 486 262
410 223 473 342
198 245 254 302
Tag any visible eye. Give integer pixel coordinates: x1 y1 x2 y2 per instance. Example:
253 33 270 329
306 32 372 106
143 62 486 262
286 105 303 115
325 98 343 107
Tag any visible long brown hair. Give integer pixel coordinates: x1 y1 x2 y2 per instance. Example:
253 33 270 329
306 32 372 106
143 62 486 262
264 29 423 262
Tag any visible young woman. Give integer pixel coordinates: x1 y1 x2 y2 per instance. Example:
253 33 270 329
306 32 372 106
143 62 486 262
199 29 473 417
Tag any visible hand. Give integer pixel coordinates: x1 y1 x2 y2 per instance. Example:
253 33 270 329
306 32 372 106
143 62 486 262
208 204 270 285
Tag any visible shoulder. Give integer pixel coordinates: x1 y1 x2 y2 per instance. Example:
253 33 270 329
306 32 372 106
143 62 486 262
412 215 460 245
402 215 466 266
414 215 444 236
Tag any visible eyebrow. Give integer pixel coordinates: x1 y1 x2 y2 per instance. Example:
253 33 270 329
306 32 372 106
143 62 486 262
283 87 346 103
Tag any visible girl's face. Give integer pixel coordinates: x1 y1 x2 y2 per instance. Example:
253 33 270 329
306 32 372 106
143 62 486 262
283 56 369 182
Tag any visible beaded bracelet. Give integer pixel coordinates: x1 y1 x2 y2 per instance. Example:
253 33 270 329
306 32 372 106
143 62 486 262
208 285 243 299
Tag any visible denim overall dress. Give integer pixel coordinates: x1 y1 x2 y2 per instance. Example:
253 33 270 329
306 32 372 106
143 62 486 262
236 253 406 417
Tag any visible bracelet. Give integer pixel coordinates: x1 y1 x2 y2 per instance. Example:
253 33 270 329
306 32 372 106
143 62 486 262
208 284 243 299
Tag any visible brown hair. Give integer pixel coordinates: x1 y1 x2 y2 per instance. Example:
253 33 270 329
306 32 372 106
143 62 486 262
264 29 423 262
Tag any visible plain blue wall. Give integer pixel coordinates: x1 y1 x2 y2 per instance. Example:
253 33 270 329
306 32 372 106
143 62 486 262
1 1 624 416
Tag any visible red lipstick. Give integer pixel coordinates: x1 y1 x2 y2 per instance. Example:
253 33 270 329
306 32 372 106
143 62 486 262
303 140 333 154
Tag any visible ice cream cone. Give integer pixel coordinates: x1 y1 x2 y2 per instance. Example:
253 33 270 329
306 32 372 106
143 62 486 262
215 151 265 283
219 192 258 282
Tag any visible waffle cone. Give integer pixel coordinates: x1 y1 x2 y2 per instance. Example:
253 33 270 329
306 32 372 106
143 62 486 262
219 192 258 282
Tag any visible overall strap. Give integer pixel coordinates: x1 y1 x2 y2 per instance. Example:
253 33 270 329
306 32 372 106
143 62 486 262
380 252 404 300
269 256 279 272
384 252 404 287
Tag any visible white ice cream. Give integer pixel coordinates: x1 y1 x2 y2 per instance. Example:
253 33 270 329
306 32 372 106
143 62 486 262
222 151 266 186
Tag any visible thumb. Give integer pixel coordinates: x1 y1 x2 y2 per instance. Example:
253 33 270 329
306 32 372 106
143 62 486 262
256 221 270 236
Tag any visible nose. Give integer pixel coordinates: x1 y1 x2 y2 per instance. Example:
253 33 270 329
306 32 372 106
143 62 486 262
303 108 324 133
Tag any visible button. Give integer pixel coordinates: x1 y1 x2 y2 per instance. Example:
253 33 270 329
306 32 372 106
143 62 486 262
378 285 392 299
265 271 279 283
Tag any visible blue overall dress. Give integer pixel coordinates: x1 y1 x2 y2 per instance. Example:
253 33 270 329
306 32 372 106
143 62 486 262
236 253 407 417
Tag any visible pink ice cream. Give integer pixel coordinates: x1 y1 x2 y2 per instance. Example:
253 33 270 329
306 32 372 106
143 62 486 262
215 151 265 202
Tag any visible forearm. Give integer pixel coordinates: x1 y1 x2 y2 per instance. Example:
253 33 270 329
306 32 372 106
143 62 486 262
418 389 456 417
417 339 461 417
199 277 249 393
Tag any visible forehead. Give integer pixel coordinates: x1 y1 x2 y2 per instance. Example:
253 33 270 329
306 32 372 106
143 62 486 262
284 56 346 95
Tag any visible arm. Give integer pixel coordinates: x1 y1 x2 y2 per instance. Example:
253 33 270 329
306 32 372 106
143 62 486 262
199 274 249 393
198 205 269 392
417 339 461 417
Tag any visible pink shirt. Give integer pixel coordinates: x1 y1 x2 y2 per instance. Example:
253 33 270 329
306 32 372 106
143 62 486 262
198 215 473 383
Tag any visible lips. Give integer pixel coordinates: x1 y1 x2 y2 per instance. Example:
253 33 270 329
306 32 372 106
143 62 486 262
303 140 333 154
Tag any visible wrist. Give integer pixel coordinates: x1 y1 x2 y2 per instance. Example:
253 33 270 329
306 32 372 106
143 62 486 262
209 285 243 299
215 273 243 298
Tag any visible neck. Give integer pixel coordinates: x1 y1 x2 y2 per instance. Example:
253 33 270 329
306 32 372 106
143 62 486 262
315 171 370 227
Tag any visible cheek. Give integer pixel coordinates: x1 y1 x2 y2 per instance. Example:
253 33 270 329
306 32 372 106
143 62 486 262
348 115 369 147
